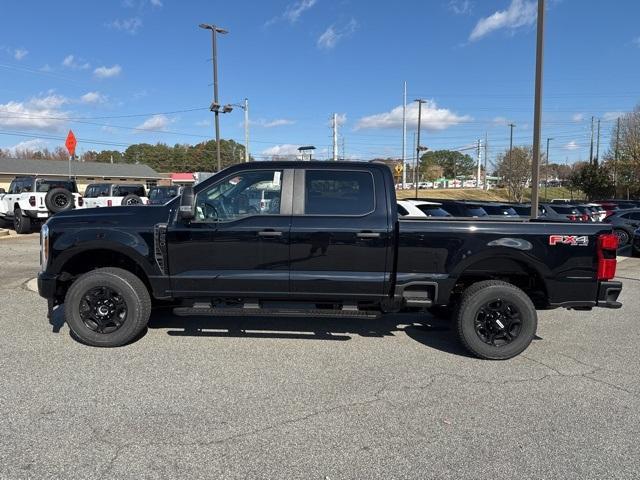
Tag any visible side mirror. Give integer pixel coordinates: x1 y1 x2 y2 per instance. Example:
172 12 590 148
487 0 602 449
178 186 195 221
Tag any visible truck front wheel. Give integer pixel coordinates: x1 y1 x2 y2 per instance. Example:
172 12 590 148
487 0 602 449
64 267 151 347
455 280 537 360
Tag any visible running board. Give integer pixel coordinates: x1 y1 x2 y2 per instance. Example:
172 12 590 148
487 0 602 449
172 306 381 319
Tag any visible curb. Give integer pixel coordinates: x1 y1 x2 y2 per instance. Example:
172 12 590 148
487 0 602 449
0 228 9 238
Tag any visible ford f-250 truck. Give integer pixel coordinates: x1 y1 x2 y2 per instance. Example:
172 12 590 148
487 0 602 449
38 161 623 359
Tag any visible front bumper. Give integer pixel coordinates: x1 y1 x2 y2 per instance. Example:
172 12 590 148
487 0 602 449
596 281 622 309
37 272 59 300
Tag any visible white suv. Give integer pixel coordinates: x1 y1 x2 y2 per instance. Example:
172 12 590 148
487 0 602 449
0 177 83 234
83 183 148 208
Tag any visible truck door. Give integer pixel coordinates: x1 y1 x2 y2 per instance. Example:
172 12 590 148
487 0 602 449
289 167 392 299
167 168 293 296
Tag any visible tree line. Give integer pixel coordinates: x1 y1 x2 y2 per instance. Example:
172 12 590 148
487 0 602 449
0 139 249 173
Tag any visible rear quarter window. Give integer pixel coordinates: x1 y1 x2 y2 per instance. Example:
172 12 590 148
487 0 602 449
304 170 374 215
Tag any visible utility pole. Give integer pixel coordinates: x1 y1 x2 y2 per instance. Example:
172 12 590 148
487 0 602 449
614 116 620 196
476 138 482 189
415 99 426 199
589 115 594 164
508 123 515 201
545 137 553 201
483 132 488 191
595 117 601 165
402 81 407 189
332 113 338 162
530 0 545 219
199 23 228 172
341 136 345 161
244 98 249 162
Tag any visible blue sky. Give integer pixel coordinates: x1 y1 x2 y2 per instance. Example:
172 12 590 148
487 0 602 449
1 0 640 168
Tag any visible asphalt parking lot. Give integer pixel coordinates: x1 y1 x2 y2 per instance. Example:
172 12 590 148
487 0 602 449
1 234 639 480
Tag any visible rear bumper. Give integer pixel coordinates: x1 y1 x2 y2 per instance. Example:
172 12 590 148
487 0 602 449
24 209 49 219
596 281 622 309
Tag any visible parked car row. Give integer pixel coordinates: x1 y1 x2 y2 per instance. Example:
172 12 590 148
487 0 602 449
0 176 184 234
395 199 634 232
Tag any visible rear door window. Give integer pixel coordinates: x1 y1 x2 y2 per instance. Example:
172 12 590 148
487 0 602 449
304 170 374 215
415 205 452 217
114 185 146 197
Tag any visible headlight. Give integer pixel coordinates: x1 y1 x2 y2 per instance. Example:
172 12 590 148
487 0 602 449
40 224 49 271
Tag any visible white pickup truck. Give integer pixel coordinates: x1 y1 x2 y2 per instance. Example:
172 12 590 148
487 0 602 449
0 176 83 233
82 183 148 208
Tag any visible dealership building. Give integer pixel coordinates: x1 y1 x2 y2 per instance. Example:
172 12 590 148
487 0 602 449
0 157 165 193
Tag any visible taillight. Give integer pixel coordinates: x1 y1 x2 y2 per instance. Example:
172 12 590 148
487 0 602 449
597 233 618 280
107 200 112 207
582 214 590 222
78 196 84 207
29 196 36 207
568 215 577 221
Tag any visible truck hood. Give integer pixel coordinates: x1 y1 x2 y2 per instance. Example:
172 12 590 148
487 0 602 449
46 205 172 229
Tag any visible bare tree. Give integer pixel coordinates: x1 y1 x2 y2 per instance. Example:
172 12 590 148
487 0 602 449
494 146 532 203
607 105 640 198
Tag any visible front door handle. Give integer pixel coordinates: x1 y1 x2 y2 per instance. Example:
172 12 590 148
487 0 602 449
258 230 283 237
357 231 381 239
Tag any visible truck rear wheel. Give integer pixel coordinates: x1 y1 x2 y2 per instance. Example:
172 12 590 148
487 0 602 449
64 267 151 347
454 280 537 360
13 207 31 234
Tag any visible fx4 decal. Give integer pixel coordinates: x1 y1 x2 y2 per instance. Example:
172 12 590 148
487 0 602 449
549 235 589 246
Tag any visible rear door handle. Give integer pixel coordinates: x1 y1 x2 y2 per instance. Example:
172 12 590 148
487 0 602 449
357 231 381 239
258 230 283 237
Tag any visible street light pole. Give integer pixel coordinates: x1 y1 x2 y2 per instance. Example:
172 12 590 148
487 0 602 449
414 99 426 199
508 123 515 201
545 137 553 201
199 23 228 172
244 98 249 162
530 0 545 219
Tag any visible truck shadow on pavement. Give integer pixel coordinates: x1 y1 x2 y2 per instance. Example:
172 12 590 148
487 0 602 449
48 304 472 357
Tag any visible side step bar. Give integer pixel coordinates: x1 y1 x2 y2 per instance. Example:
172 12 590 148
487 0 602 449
173 305 381 319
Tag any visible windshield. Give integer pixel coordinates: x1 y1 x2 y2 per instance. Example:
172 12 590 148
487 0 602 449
465 206 488 217
552 206 579 214
483 205 518 216
35 179 78 193
150 186 180 200
415 205 452 217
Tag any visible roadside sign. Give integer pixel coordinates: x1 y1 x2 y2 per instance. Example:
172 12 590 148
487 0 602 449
394 164 403 175
65 130 77 156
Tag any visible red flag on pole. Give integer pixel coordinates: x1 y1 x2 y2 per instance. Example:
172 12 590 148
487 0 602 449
65 130 77 156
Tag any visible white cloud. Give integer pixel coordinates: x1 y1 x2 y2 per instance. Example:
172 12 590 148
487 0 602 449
253 118 296 128
317 19 358 50
356 100 471 131
603 111 624 121
62 54 90 70
261 144 301 156
492 116 509 126
565 141 579 151
136 114 172 131
80 91 107 104
572 113 585 122
0 95 69 131
266 0 316 26
7 138 48 154
150 0 163 6
469 0 537 42
448 0 473 15
13 48 28 60
107 17 143 34
94 64 122 79
633 36 640 48
28 94 69 109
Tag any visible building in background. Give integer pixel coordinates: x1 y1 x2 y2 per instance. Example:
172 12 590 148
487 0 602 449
0 158 164 193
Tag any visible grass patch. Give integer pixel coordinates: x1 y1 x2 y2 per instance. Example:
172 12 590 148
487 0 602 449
397 186 584 203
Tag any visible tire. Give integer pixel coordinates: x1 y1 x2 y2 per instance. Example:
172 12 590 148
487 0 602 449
64 267 151 347
13 207 31 234
121 194 143 206
45 188 74 213
613 228 630 247
454 280 537 360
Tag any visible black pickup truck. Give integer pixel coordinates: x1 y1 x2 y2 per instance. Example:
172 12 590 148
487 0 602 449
38 161 622 359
